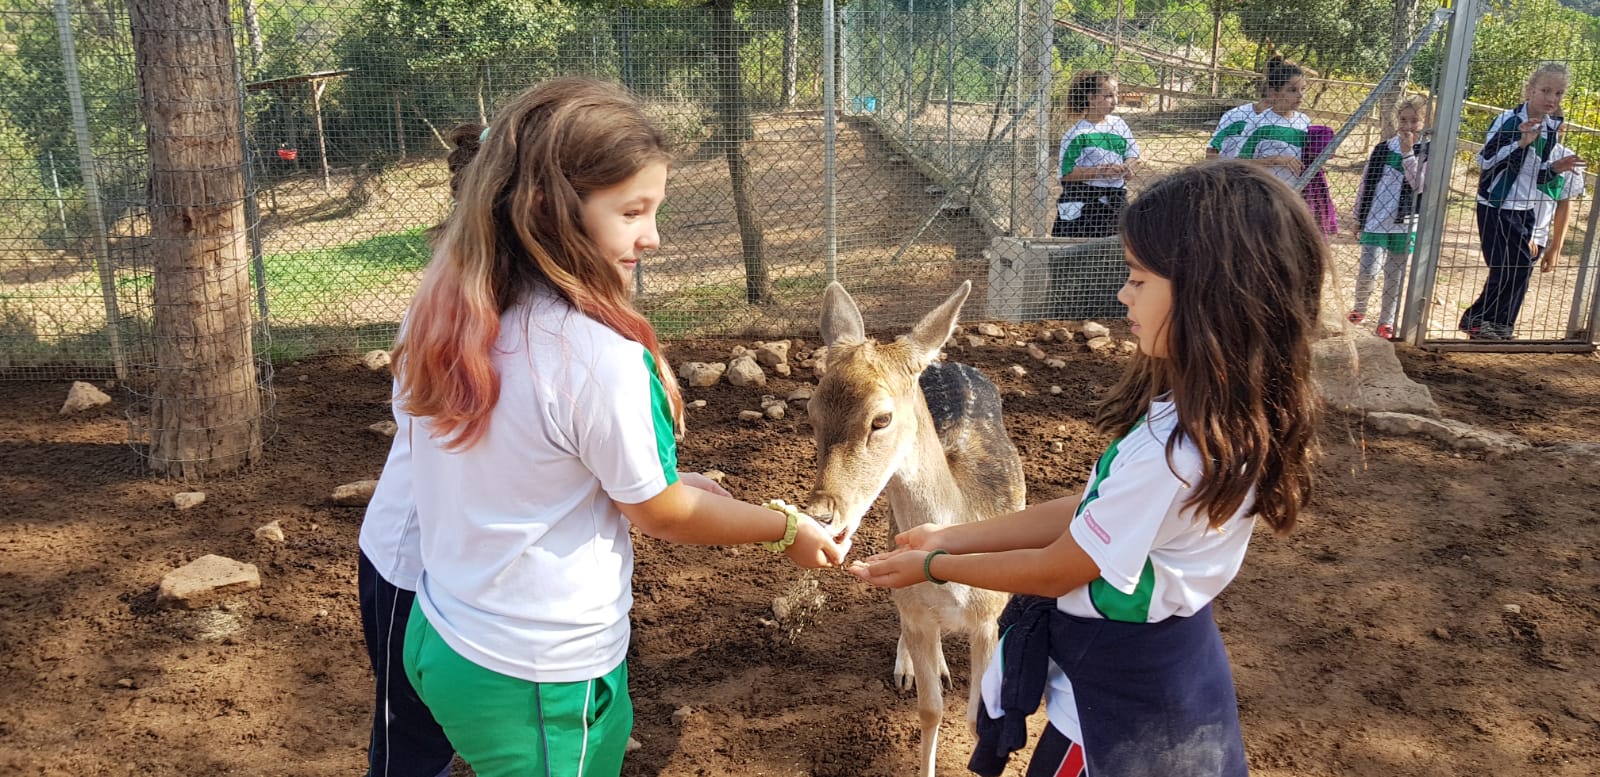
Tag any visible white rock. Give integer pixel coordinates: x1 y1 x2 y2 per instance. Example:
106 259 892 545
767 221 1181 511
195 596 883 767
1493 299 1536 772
1364 412 1530 457
726 356 766 388
977 323 1005 337
682 362 726 388
173 491 207 510
671 705 694 725
361 350 391 371
1007 364 1028 377
332 479 380 506
1080 321 1111 340
1050 441 1065 453
764 404 786 420
1086 336 1114 352
1502 603 1522 614
965 336 986 348
1053 326 1077 343
1025 343 1048 361
786 387 813 402
1044 359 1066 369
1049 385 1063 395
739 410 765 422
731 345 750 357
774 363 792 377
701 469 726 483
254 520 285 543
754 341 790 367
1311 335 1439 416
626 737 643 753
759 395 781 408
60 381 112 415
157 554 261 609
689 399 707 409
809 346 831 378
1118 340 1139 355
368 420 398 437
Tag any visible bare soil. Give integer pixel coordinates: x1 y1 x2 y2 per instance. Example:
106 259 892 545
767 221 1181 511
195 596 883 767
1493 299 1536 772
2 327 1598 776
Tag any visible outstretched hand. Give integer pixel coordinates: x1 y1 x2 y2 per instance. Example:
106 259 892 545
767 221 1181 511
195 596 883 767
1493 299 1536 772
894 523 948 551
785 515 850 568
847 547 933 589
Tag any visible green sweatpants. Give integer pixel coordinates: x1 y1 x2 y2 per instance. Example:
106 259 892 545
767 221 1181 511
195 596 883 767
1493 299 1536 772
402 600 633 777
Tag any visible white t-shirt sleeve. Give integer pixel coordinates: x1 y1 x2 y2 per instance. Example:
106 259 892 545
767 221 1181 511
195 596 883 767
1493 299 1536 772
1068 441 1189 594
569 342 679 506
1117 117 1141 159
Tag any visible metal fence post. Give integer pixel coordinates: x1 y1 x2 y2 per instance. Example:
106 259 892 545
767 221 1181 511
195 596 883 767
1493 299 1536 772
1401 0 1477 346
824 0 838 285
53 0 127 380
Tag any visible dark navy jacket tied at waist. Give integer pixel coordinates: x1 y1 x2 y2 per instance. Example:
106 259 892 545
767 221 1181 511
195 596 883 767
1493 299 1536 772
970 594 1248 777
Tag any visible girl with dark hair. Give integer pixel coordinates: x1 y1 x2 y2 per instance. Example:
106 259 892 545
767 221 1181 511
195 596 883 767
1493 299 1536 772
1238 56 1310 186
1051 70 1140 238
850 161 1327 777
359 77 845 777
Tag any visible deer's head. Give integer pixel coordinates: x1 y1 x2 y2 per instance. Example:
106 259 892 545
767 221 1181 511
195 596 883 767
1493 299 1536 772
804 281 970 545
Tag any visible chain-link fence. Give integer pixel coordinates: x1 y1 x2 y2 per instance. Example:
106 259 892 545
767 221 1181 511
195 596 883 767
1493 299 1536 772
2 0 1598 385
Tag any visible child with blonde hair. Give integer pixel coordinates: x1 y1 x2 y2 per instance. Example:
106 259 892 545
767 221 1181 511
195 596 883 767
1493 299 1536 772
1348 94 1430 339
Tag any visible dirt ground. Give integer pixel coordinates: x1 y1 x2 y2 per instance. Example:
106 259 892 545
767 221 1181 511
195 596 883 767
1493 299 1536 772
2 322 1599 777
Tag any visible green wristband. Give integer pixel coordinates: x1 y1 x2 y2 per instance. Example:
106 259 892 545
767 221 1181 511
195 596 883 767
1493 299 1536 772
923 549 950 585
760 500 802 552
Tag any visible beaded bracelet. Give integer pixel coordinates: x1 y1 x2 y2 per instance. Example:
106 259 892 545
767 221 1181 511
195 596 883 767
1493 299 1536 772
760 499 803 552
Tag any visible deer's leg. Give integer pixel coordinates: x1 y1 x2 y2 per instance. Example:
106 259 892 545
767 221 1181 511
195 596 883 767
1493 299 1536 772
899 611 945 777
893 632 950 692
966 621 998 734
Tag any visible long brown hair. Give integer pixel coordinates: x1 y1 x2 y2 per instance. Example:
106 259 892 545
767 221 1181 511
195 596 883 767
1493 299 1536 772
1097 161 1325 533
394 77 681 449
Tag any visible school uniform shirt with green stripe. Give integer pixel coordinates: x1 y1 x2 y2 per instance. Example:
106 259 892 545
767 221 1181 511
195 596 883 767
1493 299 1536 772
1058 115 1140 188
1208 102 1263 159
412 284 678 685
1240 108 1311 186
1533 144 1586 247
1044 399 1256 743
1357 136 1426 254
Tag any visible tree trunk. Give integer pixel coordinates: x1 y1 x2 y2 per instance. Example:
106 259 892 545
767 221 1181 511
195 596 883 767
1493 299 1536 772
1209 5 1223 96
1378 0 1420 138
129 0 262 479
477 59 489 125
782 0 799 109
713 0 770 304
240 0 264 71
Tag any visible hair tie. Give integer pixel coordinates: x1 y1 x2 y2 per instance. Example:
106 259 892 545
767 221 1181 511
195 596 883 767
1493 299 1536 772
479 126 490 143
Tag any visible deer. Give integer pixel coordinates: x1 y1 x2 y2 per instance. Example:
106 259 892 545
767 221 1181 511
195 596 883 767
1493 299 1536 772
804 280 1026 777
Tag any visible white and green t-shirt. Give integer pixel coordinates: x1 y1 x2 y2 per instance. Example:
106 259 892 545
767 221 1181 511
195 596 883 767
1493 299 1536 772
1240 109 1311 186
1359 136 1426 236
982 400 1257 743
412 284 679 684
1209 102 1263 159
1533 144 1586 247
1058 116 1140 189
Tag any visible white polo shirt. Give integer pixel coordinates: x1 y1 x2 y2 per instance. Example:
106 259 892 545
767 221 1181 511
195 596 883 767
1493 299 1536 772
406 285 679 684
982 400 1257 743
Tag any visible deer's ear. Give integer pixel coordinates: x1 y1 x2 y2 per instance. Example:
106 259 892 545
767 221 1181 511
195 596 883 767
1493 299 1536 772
820 282 865 347
907 280 970 366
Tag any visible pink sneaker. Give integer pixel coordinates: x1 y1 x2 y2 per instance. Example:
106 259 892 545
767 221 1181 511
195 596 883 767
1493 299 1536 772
1375 324 1395 339
1347 310 1365 324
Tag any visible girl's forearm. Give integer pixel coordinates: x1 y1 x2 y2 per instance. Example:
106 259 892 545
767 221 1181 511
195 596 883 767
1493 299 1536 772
936 494 1081 554
620 483 787 546
928 529 1100 597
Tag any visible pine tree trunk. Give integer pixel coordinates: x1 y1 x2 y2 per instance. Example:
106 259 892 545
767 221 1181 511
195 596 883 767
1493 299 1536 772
129 0 262 479
713 0 770 304
782 0 799 109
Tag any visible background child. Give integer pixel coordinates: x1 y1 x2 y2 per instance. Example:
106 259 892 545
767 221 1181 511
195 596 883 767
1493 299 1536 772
1460 61 1583 340
1532 133 1586 276
1206 81 1267 159
376 77 845 777
849 161 1327 777
1349 95 1429 340
1239 56 1310 187
1052 70 1140 238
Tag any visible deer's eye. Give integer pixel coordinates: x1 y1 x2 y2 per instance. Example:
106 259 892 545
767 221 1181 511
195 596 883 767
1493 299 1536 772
870 413 892 430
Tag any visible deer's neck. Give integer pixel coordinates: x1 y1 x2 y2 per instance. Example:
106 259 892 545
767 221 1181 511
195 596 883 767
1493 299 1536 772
884 407 968 533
